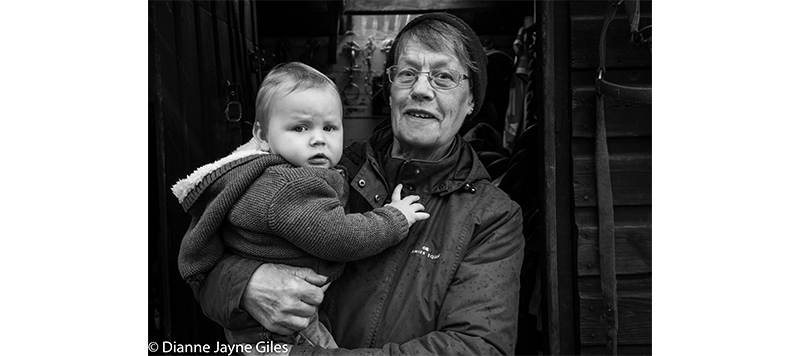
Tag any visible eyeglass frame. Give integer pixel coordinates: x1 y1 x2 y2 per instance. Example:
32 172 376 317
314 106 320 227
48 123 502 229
385 65 470 90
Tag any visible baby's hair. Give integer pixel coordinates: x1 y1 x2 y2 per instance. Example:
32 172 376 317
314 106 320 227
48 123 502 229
254 62 339 131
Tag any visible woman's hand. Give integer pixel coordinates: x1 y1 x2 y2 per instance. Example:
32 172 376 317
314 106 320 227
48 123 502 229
241 263 330 335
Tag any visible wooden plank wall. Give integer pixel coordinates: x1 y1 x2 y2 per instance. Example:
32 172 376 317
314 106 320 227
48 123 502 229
149 0 259 346
569 1 652 354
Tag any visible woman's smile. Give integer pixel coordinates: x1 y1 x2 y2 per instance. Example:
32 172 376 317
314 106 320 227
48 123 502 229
403 108 439 120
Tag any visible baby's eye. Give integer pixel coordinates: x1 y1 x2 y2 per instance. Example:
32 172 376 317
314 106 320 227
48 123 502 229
292 126 307 132
323 125 339 132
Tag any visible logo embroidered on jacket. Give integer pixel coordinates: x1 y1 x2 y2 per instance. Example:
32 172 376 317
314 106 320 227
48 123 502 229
411 245 440 260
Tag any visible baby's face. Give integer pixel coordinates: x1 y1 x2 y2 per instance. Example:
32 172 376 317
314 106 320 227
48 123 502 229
266 88 343 169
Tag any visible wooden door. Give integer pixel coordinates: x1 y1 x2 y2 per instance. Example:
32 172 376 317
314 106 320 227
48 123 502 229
149 0 259 345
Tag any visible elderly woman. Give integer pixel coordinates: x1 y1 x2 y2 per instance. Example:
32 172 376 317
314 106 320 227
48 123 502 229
193 13 524 355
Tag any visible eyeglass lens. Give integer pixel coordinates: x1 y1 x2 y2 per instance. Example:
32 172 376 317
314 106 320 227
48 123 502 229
389 67 464 89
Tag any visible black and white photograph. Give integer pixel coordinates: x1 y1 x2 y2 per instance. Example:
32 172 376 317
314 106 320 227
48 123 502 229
5 1 800 355
147 1 651 354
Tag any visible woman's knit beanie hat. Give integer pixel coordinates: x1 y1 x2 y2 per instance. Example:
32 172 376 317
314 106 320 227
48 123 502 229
383 12 488 120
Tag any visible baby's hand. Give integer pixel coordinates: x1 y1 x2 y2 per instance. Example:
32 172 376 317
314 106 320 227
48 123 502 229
386 184 430 227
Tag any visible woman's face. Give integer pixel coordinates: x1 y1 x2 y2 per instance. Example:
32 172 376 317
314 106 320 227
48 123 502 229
389 39 474 160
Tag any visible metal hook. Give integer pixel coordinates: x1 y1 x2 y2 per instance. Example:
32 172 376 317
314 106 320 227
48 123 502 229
344 41 361 62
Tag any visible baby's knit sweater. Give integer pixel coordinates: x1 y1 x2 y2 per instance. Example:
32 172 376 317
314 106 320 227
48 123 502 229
172 149 408 285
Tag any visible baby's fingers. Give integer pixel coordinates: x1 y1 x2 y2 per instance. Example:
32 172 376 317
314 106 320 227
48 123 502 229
391 184 404 202
414 212 431 221
402 194 421 203
410 202 426 212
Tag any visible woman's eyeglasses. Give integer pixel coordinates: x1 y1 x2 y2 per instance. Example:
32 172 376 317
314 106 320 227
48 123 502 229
386 66 469 90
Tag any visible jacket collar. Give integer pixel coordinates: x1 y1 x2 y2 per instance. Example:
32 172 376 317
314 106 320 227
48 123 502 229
358 125 490 197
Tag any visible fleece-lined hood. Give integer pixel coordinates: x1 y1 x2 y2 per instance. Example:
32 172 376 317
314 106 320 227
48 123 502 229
171 138 268 210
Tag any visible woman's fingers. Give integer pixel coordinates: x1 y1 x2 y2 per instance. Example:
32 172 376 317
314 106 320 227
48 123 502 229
241 263 327 333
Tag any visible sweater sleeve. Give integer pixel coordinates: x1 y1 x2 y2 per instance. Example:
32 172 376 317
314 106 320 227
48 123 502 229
236 169 409 262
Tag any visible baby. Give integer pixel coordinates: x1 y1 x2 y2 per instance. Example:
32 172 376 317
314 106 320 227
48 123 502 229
172 62 429 349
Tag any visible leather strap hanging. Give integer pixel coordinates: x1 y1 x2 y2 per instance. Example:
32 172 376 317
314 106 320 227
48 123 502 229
597 1 652 104
595 1 651 354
